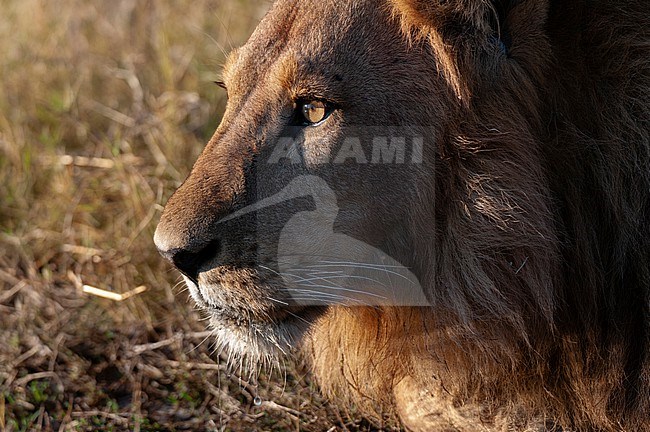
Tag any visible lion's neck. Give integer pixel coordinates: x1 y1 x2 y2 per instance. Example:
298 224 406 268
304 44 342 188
302 306 555 430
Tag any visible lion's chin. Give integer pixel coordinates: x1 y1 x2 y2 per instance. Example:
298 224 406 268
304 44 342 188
205 307 322 367
181 275 324 365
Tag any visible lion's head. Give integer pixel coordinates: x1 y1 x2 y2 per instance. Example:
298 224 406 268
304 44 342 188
154 0 650 430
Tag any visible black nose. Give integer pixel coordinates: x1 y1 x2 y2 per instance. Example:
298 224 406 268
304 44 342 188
158 241 219 284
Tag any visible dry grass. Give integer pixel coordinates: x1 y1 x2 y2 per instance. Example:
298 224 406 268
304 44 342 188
0 1 385 430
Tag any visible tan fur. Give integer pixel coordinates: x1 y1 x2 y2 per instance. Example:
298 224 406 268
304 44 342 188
155 0 650 430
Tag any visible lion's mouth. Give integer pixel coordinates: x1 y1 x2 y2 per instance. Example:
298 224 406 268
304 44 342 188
183 274 325 356
205 304 325 359
206 302 322 330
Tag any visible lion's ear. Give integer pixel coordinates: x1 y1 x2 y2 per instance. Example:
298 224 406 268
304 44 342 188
391 1 547 101
391 0 494 35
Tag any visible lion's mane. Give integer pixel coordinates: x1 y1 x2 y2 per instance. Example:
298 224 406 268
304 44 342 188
304 1 650 430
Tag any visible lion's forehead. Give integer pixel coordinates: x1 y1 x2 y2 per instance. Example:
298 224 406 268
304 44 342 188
229 0 391 83
220 0 421 122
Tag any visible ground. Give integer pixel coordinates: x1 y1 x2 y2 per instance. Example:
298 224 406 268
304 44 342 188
0 1 396 430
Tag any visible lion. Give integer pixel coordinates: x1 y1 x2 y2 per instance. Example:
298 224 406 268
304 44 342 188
154 0 650 430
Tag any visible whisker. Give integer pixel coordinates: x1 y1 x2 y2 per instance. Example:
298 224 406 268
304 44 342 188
284 310 312 325
283 289 359 303
276 256 409 269
284 288 353 299
188 330 216 353
305 270 346 276
287 297 356 305
265 296 289 306
318 259 408 268
290 274 390 288
304 262 416 284
289 283 388 299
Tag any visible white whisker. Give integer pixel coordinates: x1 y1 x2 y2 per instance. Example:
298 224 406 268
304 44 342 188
317 259 408 268
304 262 416 284
290 274 390 288
284 288 353 299
291 283 388 299
265 296 289 306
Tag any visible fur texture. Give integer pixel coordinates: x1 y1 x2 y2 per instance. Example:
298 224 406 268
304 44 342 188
154 1 650 430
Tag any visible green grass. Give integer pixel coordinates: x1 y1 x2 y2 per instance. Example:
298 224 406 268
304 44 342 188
0 1 389 430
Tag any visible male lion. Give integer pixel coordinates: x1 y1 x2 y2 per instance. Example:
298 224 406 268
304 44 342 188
154 0 650 430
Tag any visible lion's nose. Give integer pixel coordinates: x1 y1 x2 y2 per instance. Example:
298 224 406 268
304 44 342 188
154 226 220 284
153 128 249 283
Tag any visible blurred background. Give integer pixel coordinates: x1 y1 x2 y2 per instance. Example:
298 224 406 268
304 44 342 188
0 1 383 430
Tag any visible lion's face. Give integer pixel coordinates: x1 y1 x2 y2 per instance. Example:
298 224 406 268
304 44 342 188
155 0 448 361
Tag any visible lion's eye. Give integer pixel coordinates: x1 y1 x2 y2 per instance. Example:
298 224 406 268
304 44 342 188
293 100 333 126
302 101 326 123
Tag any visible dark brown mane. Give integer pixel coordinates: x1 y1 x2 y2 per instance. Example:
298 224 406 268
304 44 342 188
308 1 649 430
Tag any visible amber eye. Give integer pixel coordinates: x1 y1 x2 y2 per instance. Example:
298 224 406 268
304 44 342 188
302 101 326 123
293 99 333 126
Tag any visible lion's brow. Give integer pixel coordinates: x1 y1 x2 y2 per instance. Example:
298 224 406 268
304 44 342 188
221 48 241 86
222 48 299 95
273 56 299 93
